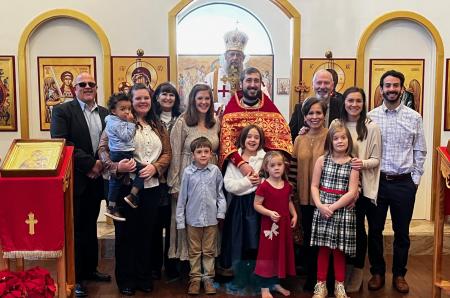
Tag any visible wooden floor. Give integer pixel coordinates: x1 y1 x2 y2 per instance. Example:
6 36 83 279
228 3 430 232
19 255 450 297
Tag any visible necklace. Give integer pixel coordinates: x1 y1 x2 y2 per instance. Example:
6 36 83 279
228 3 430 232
308 128 325 147
309 135 317 147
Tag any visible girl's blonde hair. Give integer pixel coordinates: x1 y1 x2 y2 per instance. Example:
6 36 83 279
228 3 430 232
260 151 289 180
324 119 353 156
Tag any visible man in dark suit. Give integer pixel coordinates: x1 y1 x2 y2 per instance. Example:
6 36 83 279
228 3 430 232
289 69 343 140
51 72 111 297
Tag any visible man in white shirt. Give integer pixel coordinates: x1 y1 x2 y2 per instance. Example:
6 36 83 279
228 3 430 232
367 70 427 294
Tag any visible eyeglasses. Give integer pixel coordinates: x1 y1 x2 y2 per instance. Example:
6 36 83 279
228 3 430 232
76 82 97 88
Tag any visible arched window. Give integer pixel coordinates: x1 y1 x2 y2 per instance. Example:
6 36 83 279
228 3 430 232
177 3 273 55
177 2 274 102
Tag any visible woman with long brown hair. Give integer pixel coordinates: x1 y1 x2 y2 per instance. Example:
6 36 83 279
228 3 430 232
166 83 221 264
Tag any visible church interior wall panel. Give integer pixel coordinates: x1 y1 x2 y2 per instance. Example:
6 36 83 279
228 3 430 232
364 20 435 219
0 0 448 220
27 18 103 141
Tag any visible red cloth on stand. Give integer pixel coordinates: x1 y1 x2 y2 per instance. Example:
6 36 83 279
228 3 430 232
0 146 73 258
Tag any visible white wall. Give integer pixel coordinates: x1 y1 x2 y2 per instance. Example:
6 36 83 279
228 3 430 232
1 0 450 218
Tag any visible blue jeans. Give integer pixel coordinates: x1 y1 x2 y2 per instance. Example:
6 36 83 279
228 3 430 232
108 151 144 205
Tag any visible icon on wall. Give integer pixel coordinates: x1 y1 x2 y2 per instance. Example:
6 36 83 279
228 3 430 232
37 56 96 131
369 59 424 115
0 56 17 131
111 50 169 96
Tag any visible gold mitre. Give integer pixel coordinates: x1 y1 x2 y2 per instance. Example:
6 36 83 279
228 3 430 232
224 28 248 52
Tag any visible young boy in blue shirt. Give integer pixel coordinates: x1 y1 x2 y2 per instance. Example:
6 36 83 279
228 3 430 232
176 136 226 295
104 93 143 221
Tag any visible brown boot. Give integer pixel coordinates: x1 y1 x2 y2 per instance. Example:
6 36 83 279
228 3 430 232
188 280 200 295
368 274 385 291
203 278 216 295
393 276 409 293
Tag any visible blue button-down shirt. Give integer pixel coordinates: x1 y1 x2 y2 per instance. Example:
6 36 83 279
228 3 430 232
176 162 226 229
368 102 427 184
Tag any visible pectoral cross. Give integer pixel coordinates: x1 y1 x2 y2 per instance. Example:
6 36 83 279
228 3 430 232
25 212 38 235
228 65 240 91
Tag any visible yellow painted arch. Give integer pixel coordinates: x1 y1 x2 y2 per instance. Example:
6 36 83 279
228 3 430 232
356 11 444 218
168 0 300 114
18 9 111 138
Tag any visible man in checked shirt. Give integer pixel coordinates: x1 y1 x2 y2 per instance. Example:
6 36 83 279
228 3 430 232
366 70 427 294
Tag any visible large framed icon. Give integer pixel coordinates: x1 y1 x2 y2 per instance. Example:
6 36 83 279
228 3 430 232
299 58 356 99
369 59 424 115
37 56 96 131
0 139 65 177
111 56 170 95
0 56 17 131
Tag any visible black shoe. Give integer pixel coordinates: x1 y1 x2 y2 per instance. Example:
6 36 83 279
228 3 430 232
105 206 126 221
85 270 112 282
124 194 138 208
75 283 88 297
119 287 135 296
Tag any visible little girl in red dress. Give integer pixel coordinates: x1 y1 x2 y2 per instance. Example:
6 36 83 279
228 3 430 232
254 151 298 298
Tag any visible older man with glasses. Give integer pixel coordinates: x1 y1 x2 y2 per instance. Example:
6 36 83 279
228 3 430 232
51 72 111 297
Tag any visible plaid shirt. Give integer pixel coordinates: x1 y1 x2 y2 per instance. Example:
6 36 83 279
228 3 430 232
368 102 427 185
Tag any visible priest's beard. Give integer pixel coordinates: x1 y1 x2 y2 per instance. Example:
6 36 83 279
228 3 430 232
225 61 243 83
243 88 262 105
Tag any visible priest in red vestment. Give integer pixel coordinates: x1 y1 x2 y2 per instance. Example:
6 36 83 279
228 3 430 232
219 67 292 174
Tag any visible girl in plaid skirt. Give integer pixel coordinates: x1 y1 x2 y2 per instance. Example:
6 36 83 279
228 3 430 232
310 120 360 298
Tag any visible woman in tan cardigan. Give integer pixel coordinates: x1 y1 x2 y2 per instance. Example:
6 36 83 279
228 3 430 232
332 87 381 293
98 83 172 296
291 97 328 291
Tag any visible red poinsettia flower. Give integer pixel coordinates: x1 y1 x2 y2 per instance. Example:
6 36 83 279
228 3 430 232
23 267 56 298
0 270 26 297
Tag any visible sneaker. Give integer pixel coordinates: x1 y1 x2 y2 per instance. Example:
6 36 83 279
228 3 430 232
188 280 200 295
334 281 349 298
203 279 216 295
104 206 126 221
124 194 138 208
312 281 327 298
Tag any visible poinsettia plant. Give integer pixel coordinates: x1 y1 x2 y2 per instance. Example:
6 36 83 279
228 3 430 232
0 267 55 297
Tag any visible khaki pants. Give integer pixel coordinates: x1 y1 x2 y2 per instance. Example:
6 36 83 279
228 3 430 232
186 224 218 281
